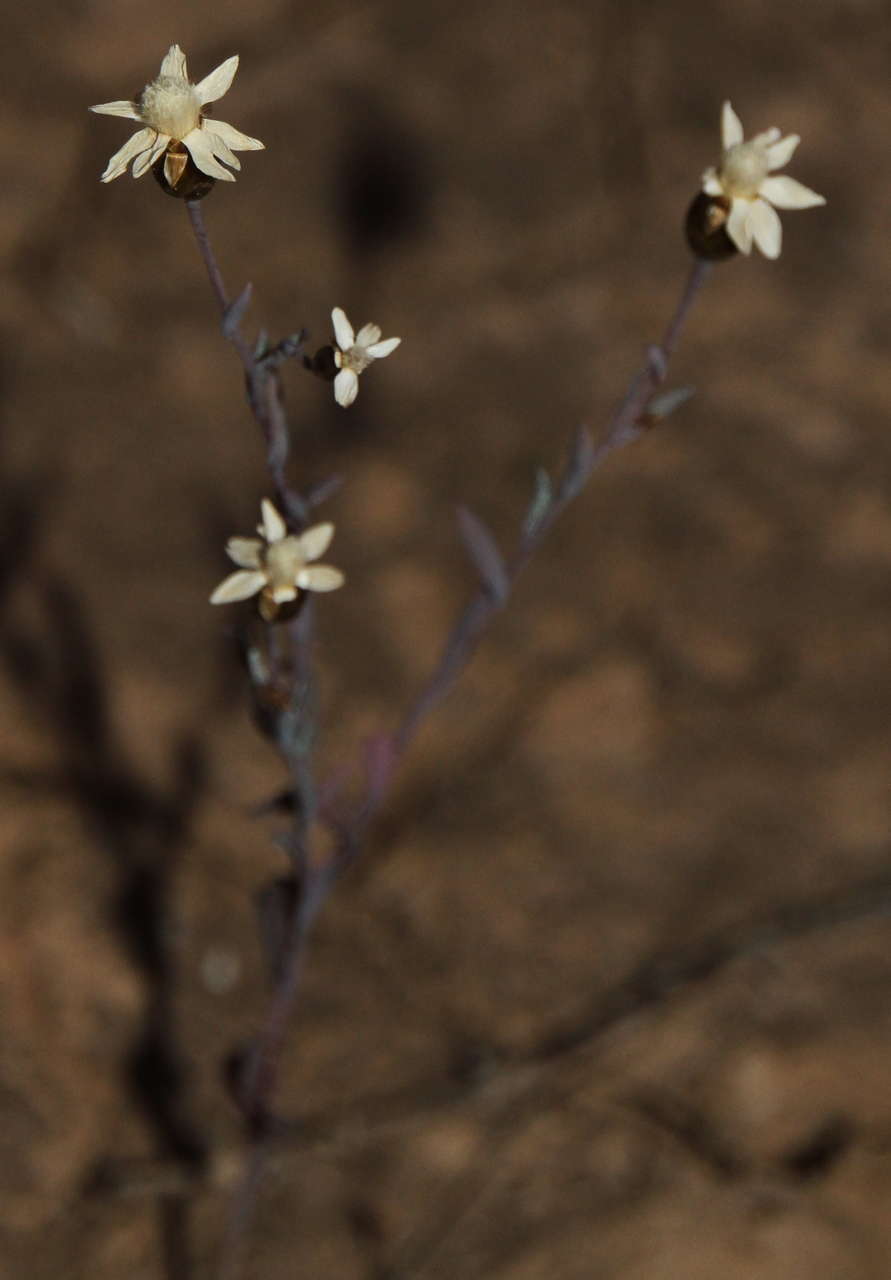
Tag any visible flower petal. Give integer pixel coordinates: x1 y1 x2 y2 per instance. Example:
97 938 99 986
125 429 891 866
765 133 800 170
701 167 723 197
298 523 335 562
356 322 382 347
259 499 287 543
210 569 266 604
749 197 782 259
332 307 353 353
759 174 825 210
160 45 188 81
203 129 241 171
332 307 355 352
226 537 263 568
90 99 141 120
201 117 265 151
194 54 239 106
271 583 298 603
751 127 781 150
99 127 157 182
366 336 401 359
181 127 236 180
721 101 743 150
334 368 359 407
297 565 345 592
131 132 169 178
726 198 754 255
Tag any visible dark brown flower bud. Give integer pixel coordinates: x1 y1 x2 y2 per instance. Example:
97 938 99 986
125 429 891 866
684 193 737 262
303 345 339 383
152 143 216 201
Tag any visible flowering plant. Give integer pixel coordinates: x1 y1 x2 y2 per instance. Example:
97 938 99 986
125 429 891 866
86 49 830 1279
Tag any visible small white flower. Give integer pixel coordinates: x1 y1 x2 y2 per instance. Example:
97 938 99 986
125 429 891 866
210 499 344 619
701 101 825 259
331 307 401 407
90 44 264 185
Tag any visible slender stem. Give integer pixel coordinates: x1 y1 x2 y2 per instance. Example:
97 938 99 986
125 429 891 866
185 197 330 1280
215 861 335 1280
338 256 712 833
186 201 229 316
184 200 305 523
186 201 254 371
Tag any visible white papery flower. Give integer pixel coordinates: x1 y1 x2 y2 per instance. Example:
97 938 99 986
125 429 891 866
701 101 825 259
211 499 344 620
90 44 264 186
331 307 401 407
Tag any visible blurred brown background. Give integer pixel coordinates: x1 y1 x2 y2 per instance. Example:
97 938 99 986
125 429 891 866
3 0 891 1275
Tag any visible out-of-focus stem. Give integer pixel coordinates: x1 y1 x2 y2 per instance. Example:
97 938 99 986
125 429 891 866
338 257 712 838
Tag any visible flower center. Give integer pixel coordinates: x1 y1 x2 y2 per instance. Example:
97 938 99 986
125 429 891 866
265 538 305 588
338 345 374 375
140 75 202 140
720 141 769 200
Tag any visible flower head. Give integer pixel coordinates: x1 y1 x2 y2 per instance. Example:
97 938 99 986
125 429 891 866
331 307 401 407
701 101 825 259
90 44 264 187
210 500 344 620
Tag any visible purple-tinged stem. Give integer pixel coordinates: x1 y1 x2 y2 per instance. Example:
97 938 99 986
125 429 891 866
334 257 712 839
185 200 303 524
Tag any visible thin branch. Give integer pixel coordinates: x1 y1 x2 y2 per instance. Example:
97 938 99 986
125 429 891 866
330 257 712 845
185 200 307 524
185 199 327 1279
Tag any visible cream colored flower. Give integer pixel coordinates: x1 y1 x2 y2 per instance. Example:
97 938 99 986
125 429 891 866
701 101 825 259
332 307 401 407
90 44 264 185
210 500 344 619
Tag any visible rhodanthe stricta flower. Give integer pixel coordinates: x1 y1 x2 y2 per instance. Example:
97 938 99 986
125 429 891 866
701 101 825 259
332 307 401 407
210 500 344 620
90 44 264 185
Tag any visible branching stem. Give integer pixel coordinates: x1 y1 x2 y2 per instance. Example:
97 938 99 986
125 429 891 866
188 201 711 1280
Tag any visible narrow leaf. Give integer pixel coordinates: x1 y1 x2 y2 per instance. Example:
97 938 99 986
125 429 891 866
222 282 253 339
646 386 695 420
558 424 596 501
306 473 344 508
457 506 510 603
523 467 552 538
646 342 668 380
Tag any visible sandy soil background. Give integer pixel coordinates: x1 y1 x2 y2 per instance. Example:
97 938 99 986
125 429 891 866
4 0 891 1276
